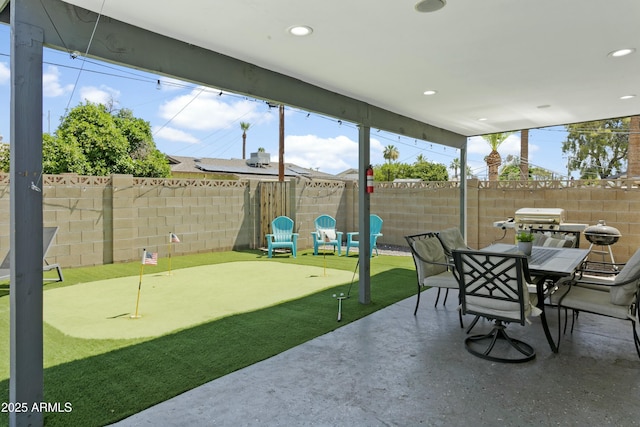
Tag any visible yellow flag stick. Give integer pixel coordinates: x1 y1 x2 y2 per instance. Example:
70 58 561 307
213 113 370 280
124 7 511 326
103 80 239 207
131 250 146 318
167 239 172 276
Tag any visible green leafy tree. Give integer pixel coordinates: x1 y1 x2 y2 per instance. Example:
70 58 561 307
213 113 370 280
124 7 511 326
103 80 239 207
373 157 448 182
382 145 400 180
562 118 629 179
411 157 448 181
0 143 9 172
44 102 170 177
499 163 552 181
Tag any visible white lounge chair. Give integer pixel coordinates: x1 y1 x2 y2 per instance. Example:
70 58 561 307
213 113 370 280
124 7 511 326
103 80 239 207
0 226 64 283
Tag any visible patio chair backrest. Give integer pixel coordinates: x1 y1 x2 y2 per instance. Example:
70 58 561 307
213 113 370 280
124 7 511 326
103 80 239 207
453 249 533 325
370 214 383 236
0 226 59 270
610 248 640 305
314 214 339 242
314 215 337 232
437 227 468 256
406 233 448 281
271 216 295 242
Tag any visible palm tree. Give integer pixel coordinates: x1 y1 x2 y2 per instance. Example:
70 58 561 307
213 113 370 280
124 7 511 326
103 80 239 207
450 158 460 179
628 115 640 177
382 145 399 181
383 145 399 164
240 122 251 160
481 132 514 181
520 129 529 181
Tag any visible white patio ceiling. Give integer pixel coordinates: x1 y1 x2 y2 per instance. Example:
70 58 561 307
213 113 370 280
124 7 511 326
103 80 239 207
60 0 640 138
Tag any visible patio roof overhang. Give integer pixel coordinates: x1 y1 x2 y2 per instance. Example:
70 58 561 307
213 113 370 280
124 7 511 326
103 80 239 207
3 1 639 422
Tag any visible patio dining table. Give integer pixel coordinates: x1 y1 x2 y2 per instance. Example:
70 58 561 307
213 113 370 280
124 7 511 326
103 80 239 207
481 243 591 353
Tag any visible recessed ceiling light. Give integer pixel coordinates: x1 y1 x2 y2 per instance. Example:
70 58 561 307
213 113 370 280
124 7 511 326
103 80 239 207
423 90 437 96
288 26 313 36
608 48 635 57
478 118 488 121
415 0 446 13
620 94 636 100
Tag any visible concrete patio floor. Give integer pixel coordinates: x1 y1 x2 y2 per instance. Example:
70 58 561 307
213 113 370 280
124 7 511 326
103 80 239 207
112 288 640 426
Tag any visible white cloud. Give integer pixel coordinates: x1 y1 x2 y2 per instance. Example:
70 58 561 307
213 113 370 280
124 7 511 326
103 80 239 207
43 65 74 97
158 88 273 131
0 62 9 85
153 126 199 144
282 134 384 174
79 85 121 106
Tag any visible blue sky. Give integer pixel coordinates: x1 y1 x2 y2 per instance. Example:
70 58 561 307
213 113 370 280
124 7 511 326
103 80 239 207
0 24 573 178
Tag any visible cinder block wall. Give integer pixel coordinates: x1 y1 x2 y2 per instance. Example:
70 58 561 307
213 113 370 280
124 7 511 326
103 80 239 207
294 180 348 248
0 174 638 267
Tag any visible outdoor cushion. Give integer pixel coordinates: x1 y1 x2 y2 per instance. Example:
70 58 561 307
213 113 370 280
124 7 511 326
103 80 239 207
466 293 539 322
544 237 573 248
610 248 640 305
318 228 337 242
533 233 575 248
437 227 467 253
412 238 447 278
423 270 458 289
556 285 632 319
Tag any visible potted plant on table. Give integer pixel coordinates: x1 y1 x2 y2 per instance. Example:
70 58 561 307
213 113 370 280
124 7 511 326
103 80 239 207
516 229 535 256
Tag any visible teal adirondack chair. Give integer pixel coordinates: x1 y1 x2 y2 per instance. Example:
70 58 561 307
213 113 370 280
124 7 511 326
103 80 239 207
346 214 383 257
311 214 343 256
266 216 299 258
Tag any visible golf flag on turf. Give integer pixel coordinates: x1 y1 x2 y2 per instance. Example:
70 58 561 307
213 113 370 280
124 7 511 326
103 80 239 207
170 232 180 243
142 250 158 265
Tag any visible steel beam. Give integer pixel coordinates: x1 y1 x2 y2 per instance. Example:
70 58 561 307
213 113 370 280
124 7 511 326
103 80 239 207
10 1 45 425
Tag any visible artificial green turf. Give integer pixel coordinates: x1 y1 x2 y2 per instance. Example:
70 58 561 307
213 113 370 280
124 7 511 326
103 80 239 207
0 249 415 427
44 262 354 339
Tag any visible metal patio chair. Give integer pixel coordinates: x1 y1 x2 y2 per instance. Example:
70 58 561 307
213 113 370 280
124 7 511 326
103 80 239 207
405 232 460 319
552 248 640 358
452 249 541 363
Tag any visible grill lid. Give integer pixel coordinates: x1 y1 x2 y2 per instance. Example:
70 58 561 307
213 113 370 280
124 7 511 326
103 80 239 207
584 220 621 236
584 220 621 245
514 208 566 224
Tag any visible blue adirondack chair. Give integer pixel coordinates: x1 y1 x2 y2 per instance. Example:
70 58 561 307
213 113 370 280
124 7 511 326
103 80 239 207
346 214 383 257
311 214 343 256
266 216 299 258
